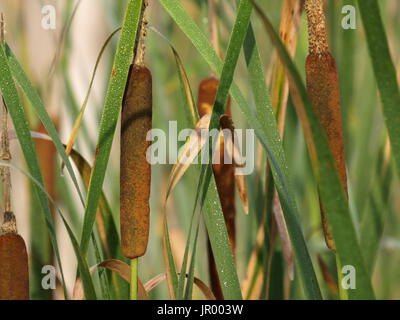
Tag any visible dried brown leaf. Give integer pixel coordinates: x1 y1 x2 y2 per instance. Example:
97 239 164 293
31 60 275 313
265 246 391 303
317 255 338 295
166 114 211 200
272 192 294 280
144 273 215 300
72 259 148 300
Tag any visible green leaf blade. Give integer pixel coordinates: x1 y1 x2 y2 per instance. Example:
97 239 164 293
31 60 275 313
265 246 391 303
358 0 400 175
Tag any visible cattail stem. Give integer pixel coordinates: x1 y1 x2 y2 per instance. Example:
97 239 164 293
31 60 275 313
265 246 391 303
130 258 138 300
0 13 12 216
134 0 148 67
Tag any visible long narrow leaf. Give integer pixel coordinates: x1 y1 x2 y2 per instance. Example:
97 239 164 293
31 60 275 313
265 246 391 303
64 27 122 160
358 0 400 176
5 44 85 206
243 24 320 297
184 224 200 300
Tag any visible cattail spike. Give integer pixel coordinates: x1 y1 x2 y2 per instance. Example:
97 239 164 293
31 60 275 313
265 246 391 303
0 232 29 300
120 65 152 259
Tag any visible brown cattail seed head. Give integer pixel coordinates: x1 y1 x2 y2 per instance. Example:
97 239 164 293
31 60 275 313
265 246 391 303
0 232 29 300
306 52 347 251
305 52 347 191
120 65 152 259
197 77 231 117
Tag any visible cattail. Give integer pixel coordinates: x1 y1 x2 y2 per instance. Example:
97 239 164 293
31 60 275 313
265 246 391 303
305 0 347 250
197 77 235 300
0 213 29 300
120 65 152 259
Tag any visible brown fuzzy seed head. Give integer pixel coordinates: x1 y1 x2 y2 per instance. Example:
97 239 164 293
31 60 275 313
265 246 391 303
306 52 347 192
197 77 231 117
0 233 29 300
120 65 152 259
306 52 347 251
305 0 329 54
35 123 58 212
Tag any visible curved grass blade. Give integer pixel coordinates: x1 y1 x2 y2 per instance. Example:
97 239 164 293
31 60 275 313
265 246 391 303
67 148 125 298
184 224 200 300
166 114 210 200
97 259 148 300
48 0 81 80
0 43 69 299
163 216 179 299
61 215 97 300
4 44 85 206
243 25 319 297
80 0 144 255
149 27 199 126
148 29 202 299
163 163 207 300
11 129 121 262
358 0 400 176
158 0 322 299
73 259 148 300
253 2 375 299
68 147 121 260
64 27 122 163
177 203 201 300
360 143 392 275
144 273 215 300
177 213 196 300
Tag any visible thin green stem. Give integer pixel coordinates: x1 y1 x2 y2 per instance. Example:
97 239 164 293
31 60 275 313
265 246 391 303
130 258 138 300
